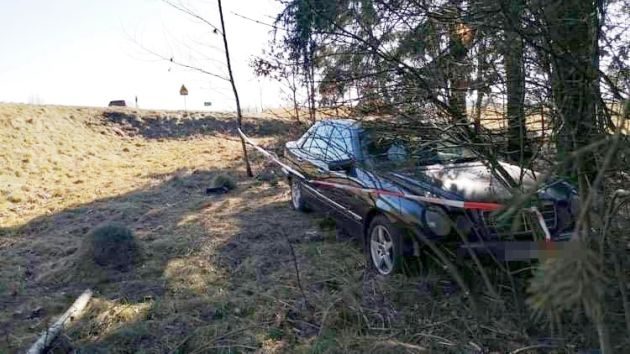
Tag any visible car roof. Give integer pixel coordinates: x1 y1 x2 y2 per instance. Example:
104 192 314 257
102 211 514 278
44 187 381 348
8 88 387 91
319 119 360 128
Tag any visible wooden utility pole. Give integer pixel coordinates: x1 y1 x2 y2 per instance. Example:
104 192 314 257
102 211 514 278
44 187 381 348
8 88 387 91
218 0 253 177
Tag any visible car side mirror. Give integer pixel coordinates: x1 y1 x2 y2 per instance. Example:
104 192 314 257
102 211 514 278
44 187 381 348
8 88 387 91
328 158 354 172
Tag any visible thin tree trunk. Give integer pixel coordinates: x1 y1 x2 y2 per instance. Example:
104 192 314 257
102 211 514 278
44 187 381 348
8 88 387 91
448 36 469 123
447 1 471 124
545 0 600 183
503 0 530 163
218 0 252 177
474 37 486 135
546 3 608 351
304 61 315 123
291 70 300 123
308 45 317 122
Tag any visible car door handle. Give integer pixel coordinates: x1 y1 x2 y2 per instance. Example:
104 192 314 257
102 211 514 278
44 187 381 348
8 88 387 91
317 168 326 174
296 157 303 162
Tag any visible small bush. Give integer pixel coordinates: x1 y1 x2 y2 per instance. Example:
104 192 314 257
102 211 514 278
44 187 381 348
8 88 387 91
83 223 140 271
256 166 279 185
267 327 284 341
212 173 237 190
7 191 26 203
317 217 336 231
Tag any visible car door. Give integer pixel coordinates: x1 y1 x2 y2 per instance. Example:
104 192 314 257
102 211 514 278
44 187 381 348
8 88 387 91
295 122 338 211
287 123 324 176
321 124 367 230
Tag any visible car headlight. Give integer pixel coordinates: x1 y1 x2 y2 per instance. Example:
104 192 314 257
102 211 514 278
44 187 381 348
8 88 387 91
423 207 451 236
455 214 473 236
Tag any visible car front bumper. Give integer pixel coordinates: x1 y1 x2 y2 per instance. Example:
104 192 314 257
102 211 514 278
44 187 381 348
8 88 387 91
458 234 573 261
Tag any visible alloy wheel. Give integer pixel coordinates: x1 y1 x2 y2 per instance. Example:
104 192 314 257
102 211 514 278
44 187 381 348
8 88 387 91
370 225 394 275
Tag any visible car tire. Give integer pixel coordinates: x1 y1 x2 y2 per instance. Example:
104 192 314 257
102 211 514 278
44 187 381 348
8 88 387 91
290 177 308 212
366 215 406 276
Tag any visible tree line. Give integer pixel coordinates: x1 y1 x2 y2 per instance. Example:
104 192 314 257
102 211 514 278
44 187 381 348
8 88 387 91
249 1 630 351
254 0 628 176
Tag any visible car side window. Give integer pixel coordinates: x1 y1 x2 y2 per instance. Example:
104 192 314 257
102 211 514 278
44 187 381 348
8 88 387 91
297 124 317 148
303 123 332 161
298 124 319 151
326 126 353 162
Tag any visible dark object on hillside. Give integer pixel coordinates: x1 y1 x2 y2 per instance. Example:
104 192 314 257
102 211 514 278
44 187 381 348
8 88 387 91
108 100 127 107
284 119 580 276
213 173 237 190
206 173 237 195
84 223 139 271
205 186 229 195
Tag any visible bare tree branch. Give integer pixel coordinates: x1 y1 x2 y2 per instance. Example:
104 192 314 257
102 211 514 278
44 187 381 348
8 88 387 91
162 0 223 35
135 40 230 82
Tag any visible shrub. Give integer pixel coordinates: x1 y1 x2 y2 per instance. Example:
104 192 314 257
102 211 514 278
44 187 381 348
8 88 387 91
7 192 24 203
83 223 140 271
256 167 279 186
317 217 336 231
212 173 237 190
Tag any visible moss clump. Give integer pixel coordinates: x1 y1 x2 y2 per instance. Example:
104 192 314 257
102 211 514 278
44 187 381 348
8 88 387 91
212 173 237 190
83 223 140 271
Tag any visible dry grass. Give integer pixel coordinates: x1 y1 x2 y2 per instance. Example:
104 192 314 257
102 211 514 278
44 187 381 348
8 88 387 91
475 107 630 135
0 105 250 228
0 103 296 351
260 104 629 137
0 103 615 353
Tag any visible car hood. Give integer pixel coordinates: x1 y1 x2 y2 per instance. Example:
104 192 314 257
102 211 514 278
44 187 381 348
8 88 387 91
388 161 541 203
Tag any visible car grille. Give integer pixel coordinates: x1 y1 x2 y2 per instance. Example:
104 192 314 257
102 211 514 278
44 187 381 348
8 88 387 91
482 202 557 239
539 202 557 230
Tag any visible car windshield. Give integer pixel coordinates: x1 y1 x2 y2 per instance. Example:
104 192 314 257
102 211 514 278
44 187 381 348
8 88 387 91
358 128 477 169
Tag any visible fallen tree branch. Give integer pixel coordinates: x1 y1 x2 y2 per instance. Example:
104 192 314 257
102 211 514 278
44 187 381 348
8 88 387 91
279 230 309 308
27 289 93 354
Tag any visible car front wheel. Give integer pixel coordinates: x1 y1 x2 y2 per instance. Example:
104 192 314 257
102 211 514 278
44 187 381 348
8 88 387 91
367 216 404 275
290 178 308 211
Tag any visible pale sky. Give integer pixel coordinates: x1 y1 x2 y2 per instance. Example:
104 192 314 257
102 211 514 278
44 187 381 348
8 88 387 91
0 0 285 111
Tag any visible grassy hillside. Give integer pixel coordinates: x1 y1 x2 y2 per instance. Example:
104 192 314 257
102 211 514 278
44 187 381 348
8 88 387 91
0 105 278 228
0 104 303 351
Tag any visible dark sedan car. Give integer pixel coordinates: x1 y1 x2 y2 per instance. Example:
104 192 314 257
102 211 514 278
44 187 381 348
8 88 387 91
283 119 579 275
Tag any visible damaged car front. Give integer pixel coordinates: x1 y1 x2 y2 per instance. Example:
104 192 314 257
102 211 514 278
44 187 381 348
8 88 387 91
283 119 580 275
358 125 580 262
